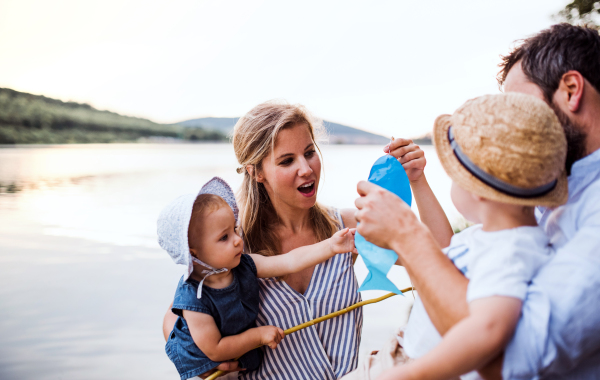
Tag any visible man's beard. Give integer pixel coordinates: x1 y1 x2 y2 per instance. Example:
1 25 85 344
550 103 587 175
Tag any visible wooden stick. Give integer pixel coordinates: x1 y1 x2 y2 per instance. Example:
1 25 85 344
205 287 414 380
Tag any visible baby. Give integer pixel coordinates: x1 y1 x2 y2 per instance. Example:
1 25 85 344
350 93 568 380
158 177 357 380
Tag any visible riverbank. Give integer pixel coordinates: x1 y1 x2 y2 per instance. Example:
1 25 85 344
0 88 226 144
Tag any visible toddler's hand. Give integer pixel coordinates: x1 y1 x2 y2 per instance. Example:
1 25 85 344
330 228 358 255
384 138 426 183
258 326 285 349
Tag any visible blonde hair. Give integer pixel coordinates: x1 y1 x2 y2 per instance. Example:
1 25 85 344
233 101 340 256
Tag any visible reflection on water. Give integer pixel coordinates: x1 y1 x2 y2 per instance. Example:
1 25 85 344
0 143 456 380
0 176 97 194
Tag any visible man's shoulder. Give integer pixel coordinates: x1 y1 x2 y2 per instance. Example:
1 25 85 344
568 176 600 226
577 175 600 203
568 153 600 209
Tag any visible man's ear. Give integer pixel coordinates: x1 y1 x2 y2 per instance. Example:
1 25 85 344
555 70 585 113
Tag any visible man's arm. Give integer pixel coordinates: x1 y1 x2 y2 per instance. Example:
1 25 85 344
377 297 521 380
355 181 469 334
250 228 357 278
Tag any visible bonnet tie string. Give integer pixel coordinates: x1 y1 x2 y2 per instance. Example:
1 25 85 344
191 256 228 299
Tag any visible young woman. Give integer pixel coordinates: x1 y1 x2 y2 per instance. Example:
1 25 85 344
163 101 427 379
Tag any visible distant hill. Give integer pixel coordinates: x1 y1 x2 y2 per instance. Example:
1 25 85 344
0 88 226 144
412 132 432 145
179 117 240 135
0 87 427 145
180 117 391 145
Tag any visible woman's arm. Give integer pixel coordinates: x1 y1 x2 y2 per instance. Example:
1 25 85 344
340 209 359 263
163 302 177 341
385 138 454 248
340 208 358 228
250 228 357 278
376 296 522 380
409 175 454 248
184 310 284 362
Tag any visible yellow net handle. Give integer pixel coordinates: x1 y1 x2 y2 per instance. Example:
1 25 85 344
205 286 414 380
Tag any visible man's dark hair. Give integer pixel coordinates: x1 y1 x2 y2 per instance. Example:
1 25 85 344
498 23 600 102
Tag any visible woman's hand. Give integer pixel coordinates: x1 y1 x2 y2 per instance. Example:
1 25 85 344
384 138 426 183
329 227 358 255
198 362 243 379
258 326 285 349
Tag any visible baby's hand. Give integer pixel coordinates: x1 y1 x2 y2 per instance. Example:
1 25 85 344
384 138 426 183
329 228 358 255
258 326 285 349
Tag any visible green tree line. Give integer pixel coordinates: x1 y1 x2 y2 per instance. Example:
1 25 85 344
0 88 226 144
557 0 600 26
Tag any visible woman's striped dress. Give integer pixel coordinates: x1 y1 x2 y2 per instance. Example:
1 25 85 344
241 211 363 380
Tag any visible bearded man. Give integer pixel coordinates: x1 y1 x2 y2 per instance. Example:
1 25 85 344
355 24 600 379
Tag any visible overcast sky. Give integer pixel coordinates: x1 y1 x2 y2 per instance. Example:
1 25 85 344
0 0 567 137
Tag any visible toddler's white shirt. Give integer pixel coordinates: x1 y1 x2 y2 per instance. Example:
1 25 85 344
402 224 552 375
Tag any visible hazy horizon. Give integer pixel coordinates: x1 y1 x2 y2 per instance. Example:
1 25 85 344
0 0 566 137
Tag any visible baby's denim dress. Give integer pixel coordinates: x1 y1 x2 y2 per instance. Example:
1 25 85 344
166 254 261 380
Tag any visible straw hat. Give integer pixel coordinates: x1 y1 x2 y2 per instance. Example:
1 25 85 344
433 93 568 207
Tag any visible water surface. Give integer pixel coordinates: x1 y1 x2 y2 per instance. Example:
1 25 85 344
0 143 457 379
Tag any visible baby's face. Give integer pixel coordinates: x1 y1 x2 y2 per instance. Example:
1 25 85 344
193 206 243 270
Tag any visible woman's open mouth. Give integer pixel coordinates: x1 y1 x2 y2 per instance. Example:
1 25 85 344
298 181 316 197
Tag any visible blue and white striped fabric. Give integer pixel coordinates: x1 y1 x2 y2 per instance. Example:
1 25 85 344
241 210 363 380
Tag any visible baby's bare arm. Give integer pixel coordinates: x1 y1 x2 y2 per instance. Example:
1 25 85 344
377 296 522 380
183 310 284 362
250 228 356 278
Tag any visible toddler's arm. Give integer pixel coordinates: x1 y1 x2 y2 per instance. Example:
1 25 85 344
385 138 453 249
376 296 521 380
250 227 357 278
183 309 285 363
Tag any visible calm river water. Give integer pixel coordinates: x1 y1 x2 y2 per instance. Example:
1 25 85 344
0 143 459 380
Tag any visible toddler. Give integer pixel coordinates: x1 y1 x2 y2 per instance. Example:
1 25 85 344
158 177 357 380
348 93 568 380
